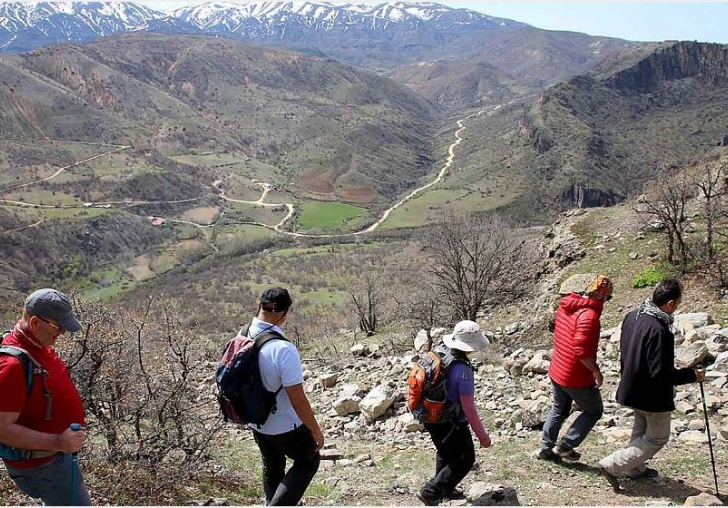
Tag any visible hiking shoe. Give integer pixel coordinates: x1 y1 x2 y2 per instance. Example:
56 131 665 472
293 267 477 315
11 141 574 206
443 487 466 500
416 490 439 506
599 466 621 492
537 448 562 462
628 467 659 480
552 444 581 461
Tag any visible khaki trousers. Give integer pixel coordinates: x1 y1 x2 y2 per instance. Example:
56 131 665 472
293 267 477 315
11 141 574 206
599 409 671 477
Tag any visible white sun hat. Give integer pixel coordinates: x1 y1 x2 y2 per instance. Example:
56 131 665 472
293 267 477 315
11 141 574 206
442 320 490 352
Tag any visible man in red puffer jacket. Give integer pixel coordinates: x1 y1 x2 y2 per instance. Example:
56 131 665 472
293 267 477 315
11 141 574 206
538 274 613 462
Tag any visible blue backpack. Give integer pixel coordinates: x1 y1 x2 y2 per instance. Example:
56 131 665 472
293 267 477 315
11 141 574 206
0 331 50 460
216 324 286 427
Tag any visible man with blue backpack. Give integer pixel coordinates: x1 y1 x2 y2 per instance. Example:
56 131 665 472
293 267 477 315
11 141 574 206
218 287 323 506
0 288 90 505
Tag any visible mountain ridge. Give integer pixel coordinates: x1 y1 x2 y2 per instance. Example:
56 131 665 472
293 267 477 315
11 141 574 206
0 1 527 52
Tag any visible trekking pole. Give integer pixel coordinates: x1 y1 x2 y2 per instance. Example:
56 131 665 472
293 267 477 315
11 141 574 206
699 380 720 497
69 423 81 506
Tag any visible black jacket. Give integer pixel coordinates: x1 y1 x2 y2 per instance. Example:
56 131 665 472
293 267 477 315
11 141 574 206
616 308 697 412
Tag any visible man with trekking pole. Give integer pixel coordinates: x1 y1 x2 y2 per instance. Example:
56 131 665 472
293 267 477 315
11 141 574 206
0 288 91 505
599 278 705 491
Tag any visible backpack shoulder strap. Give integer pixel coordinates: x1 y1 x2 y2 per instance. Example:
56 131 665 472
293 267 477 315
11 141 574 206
0 343 41 397
250 328 288 396
252 329 287 350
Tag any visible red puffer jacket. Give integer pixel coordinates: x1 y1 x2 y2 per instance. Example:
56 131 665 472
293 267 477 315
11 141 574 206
548 293 603 388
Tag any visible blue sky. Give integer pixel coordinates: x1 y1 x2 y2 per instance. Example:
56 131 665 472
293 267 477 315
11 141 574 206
142 1 728 44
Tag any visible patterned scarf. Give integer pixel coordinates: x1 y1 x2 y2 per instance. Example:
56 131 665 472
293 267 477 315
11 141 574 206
636 299 674 325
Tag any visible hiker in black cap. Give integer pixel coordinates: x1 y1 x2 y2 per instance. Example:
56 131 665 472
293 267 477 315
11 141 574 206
0 288 90 505
248 287 323 505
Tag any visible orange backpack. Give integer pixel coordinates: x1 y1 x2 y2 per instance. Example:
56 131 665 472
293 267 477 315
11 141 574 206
407 345 467 424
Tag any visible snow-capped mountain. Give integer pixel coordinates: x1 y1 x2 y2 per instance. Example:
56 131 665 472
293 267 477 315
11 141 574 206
171 1 523 35
0 1 197 51
0 1 526 52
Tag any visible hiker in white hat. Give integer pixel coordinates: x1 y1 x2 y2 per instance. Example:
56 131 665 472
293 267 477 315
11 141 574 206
442 319 491 352
417 320 491 505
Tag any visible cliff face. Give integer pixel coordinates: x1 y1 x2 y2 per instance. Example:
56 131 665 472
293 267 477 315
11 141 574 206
508 41 728 216
606 42 728 92
561 183 621 209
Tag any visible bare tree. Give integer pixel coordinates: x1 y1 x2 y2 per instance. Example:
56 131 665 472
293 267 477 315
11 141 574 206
348 269 386 334
394 272 448 351
693 158 727 263
635 171 694 272
423 212 536 322
63 295 223 469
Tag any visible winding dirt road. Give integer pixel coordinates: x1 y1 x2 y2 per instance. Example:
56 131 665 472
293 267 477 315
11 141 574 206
1 109 481 237
215 111 480 238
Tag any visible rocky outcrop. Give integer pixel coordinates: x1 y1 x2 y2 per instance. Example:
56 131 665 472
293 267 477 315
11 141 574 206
606 42 728 93
539 209 588 274
561 182 622 209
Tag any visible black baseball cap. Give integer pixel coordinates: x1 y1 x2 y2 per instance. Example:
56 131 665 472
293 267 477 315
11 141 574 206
260 287 293 313
24 288 82 333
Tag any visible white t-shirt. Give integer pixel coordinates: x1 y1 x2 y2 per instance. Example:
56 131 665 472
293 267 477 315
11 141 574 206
248 317 304 435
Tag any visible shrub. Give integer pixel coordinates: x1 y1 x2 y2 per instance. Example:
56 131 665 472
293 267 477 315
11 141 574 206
59 295 223 497
632 262 676 288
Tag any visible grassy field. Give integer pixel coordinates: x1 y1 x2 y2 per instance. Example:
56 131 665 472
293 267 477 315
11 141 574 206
298 201 368 231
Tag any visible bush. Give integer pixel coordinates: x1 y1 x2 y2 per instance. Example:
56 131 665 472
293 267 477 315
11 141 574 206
58 295 223 498
632 262 676 288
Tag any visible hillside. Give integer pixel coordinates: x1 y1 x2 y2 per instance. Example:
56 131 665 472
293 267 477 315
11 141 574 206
4 34 439 208
2 195 728 506
0 33 442 296
446 41 728 221
388 27 639 111
4 40 728 300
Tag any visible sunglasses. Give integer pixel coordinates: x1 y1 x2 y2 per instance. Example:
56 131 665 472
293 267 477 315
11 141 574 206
37 316 64 332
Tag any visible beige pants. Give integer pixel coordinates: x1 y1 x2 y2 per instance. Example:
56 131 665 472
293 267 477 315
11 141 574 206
599 409 671 477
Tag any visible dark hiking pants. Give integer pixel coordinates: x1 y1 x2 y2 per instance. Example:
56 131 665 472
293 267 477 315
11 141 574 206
541 380 603 452
252 425 320 506
421 421 475 501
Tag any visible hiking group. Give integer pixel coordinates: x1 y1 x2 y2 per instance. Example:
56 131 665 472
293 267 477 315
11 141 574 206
0 277 711 506
537 275 705 493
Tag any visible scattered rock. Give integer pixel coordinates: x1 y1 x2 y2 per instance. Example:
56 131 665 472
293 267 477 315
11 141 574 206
468 483 520 506
684 492 723 506
320 373 339 388
359 385 396 421
351 344 369 357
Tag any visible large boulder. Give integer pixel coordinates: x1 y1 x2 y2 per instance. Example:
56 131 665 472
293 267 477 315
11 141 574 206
674 313 714 333
521 399 550 429
320 373 339 388
359 385 396 422
523 350 551 375
414 330 431 352
333 396 361 416
558 273 595 296
676 342 709 369
414 327 449 352
332 383 367 416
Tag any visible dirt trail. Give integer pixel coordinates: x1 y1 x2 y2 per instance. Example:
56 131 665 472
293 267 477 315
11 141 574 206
1 107 483 235
214 109 487 237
